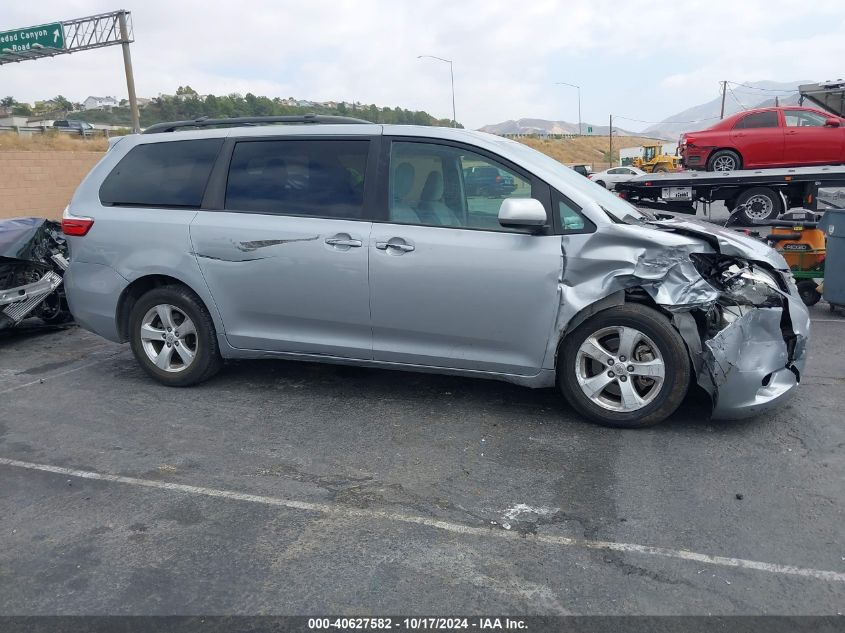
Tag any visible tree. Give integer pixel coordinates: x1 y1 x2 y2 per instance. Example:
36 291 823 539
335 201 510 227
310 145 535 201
54 95 73 112
1 96 16 107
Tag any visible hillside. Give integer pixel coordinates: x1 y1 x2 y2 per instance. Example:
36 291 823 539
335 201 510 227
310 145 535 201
480 118 637 137
643 80 810 139
0 131 657 169
68 90 458 129
516 135 662 166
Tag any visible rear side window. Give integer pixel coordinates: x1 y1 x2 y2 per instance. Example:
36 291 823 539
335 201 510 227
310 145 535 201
225 139 369 219
734 111 779 129
99 139 223 207
784 110 828 127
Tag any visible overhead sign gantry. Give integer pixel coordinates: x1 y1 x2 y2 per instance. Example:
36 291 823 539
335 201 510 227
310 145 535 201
0 11 141 132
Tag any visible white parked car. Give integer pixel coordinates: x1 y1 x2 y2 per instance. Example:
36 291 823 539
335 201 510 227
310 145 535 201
589 166 646 190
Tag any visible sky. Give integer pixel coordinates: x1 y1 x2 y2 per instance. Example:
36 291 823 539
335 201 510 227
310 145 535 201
2 0 845 131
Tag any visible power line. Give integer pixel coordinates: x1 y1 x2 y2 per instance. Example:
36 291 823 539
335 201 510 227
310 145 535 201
726 81 799 94
727 86 748 110
613 114 722 125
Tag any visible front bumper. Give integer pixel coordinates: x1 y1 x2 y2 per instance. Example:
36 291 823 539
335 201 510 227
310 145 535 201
705 292 809 420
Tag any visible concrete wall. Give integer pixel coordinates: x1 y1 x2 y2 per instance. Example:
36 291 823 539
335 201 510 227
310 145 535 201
0 151 104 220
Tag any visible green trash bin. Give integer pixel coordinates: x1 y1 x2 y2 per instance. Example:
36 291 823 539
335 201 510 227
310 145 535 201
820 209 845 308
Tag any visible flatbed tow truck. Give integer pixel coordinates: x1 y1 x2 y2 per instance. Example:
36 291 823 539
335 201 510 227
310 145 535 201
614 165 845 224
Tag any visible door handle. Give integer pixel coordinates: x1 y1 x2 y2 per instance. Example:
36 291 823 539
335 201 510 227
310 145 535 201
786 130 798 135
325 237 362 247
376 241 415 252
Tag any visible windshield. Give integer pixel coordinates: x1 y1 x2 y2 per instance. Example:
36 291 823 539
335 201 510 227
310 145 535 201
494 138 651 222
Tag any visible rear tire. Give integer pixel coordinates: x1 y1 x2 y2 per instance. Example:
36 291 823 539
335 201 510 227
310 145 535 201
128 285 222 387
707 149 742 172
558 304 690 428
735 187 782 224
652 166 668 173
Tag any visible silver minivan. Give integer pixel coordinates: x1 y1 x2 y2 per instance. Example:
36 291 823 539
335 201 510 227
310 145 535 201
62 116 810 427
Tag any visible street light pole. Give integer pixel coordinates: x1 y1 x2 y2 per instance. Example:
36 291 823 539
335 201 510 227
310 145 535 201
554 82 581 135
117 10 140 134
418 55 456 127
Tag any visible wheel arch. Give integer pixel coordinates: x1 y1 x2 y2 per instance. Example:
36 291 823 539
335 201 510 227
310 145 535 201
553 288 668 371
707 147 743 170
115 274 219 343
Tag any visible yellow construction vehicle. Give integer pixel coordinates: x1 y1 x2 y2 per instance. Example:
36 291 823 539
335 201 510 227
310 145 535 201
632 144 682 173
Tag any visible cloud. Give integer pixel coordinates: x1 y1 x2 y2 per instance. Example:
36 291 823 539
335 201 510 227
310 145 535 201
2 0 844 129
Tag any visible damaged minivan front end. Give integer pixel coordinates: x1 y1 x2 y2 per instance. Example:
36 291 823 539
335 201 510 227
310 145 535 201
556 213 809 420
665 220 809 418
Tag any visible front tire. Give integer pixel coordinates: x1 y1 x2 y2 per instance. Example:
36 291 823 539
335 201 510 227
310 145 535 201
797 280 821 306
595 180 607 188
128 285 222 387
558 304 690 428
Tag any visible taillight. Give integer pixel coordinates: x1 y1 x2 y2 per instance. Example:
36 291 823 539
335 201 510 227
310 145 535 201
62 218 94 236
495 175 502 183
62 208 94 236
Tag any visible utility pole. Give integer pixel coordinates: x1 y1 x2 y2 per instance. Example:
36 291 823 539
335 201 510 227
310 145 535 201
719 81 727 120
609 114 613 167
118 10 140 133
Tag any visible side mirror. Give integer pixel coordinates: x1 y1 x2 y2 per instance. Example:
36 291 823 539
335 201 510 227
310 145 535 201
498 198 547 230
825 118 841 127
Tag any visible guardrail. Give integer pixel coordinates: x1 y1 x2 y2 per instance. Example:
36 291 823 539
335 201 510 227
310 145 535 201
0 125 112 137
498 133 580 140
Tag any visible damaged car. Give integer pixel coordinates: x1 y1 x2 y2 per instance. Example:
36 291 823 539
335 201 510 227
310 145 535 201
0 217 71 331
60 116 809 427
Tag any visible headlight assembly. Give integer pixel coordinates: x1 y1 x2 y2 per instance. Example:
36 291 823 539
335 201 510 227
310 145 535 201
690 254 784 307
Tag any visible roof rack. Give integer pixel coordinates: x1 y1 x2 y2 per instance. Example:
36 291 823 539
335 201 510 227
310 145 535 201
142 114 374 134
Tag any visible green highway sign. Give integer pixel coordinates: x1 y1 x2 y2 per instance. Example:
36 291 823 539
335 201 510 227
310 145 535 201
587 126 593 134
0 22 65 54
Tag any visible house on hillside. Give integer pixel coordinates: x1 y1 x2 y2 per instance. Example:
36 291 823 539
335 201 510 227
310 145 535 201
83 96 119 111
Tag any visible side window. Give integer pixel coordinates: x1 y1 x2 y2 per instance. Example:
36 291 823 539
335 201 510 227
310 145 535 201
734 111 779 129
557 194 594 234
225 139 369 218
607 168 624 175
389 141 536 231
784 110 828 127
99 139 223 207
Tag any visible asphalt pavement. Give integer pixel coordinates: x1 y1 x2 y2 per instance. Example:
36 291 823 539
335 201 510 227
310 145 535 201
1 294 843 616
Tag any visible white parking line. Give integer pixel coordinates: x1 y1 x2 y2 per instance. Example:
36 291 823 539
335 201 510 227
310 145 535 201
2 456 843 584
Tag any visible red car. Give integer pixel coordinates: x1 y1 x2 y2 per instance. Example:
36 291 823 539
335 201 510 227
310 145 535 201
680 106 845 171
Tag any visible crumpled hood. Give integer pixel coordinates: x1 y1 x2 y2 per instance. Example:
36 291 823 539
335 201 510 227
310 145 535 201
649 217 789 271
0 217 64 263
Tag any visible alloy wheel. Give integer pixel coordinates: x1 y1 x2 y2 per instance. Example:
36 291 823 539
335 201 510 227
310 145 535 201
139 304 198 373
712 155 737 171
575 326 665 412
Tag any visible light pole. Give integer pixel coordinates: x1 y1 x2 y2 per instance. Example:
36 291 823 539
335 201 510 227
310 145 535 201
554 81 581 135
418 55 456 127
